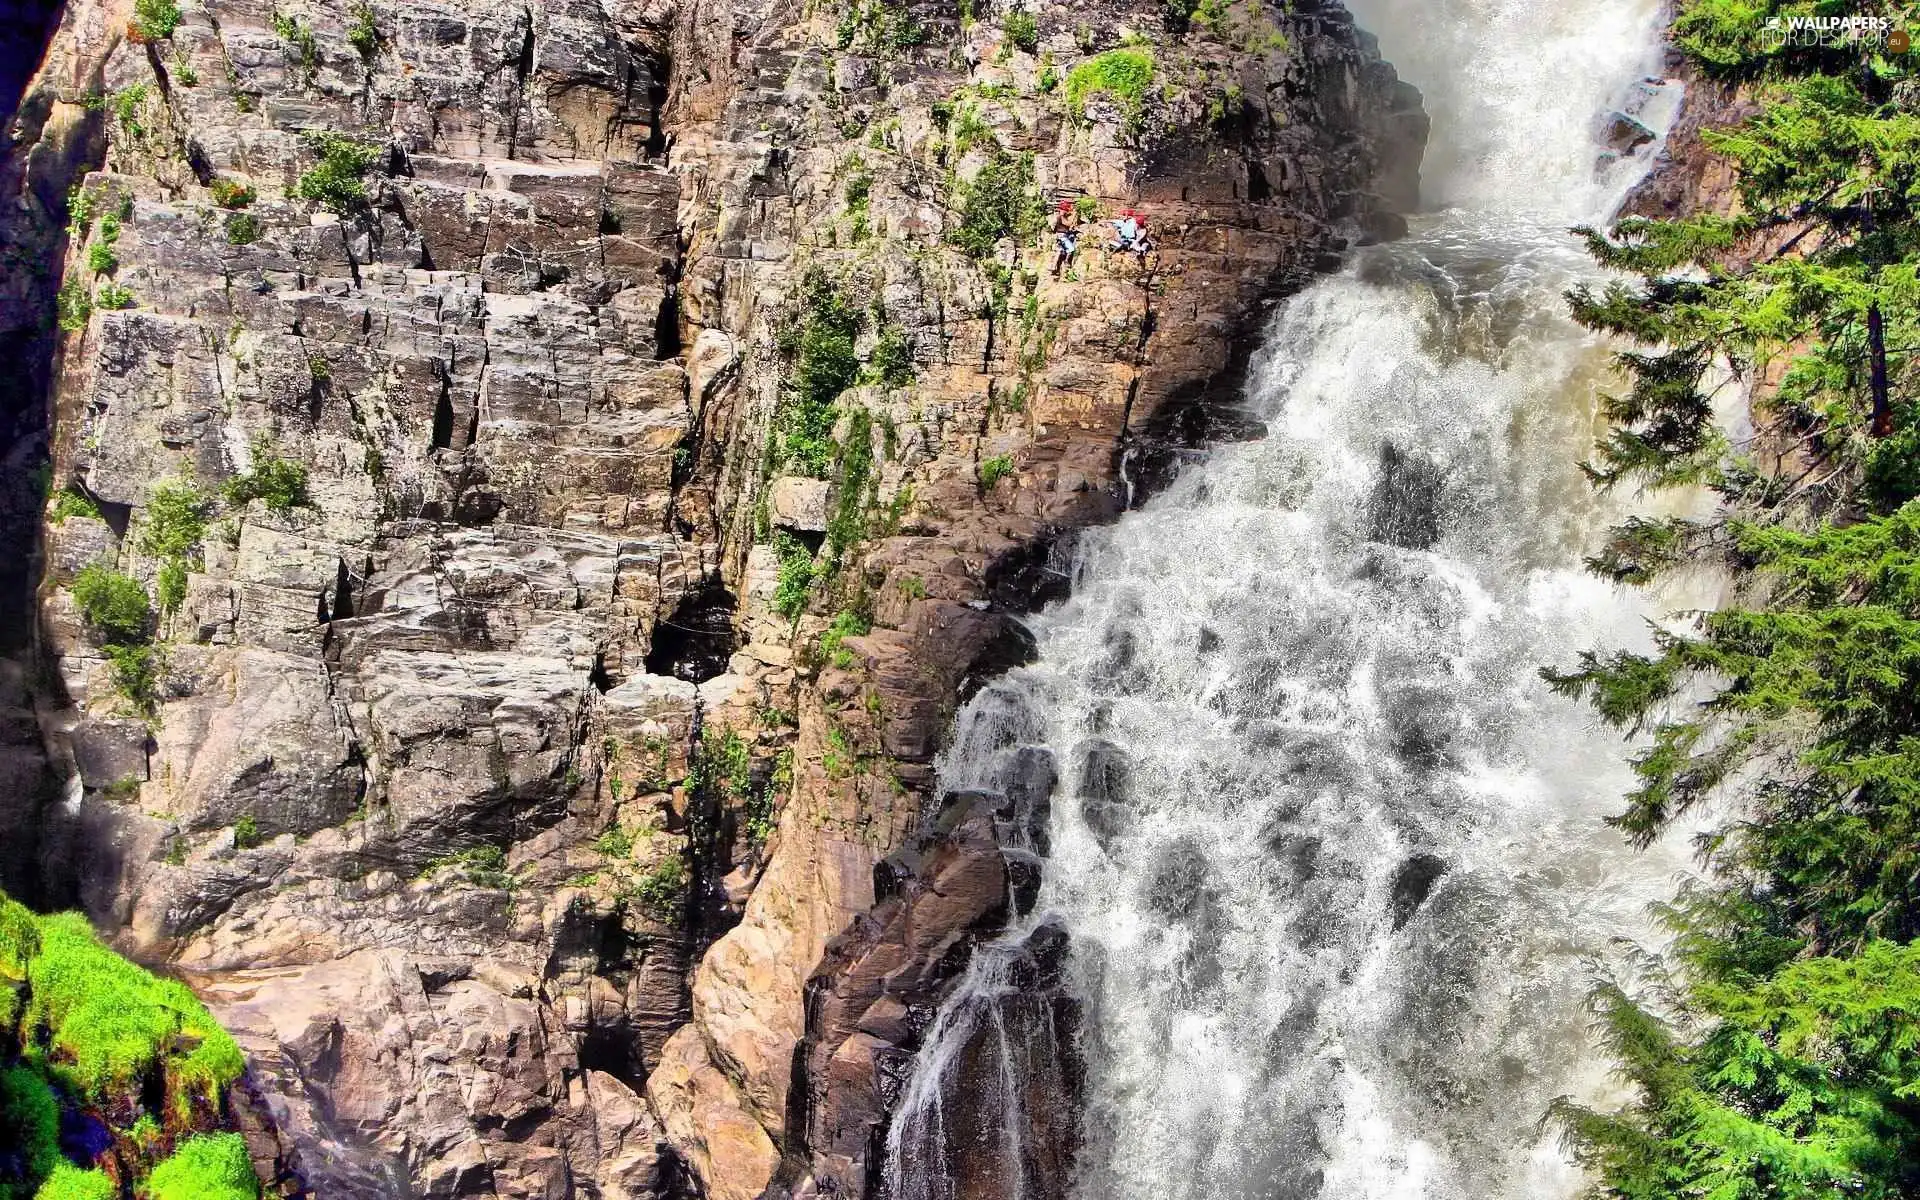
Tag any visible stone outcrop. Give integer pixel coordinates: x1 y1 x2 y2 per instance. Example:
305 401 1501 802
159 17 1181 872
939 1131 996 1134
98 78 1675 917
0 0 1422 1195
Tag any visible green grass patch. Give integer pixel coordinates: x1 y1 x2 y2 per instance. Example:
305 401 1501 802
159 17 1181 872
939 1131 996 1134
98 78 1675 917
1065 48 1154 120
0 1065 60 1195
33 1163 116 1200
48 488 101 525
25 911 244 1114
147 1133 258 1200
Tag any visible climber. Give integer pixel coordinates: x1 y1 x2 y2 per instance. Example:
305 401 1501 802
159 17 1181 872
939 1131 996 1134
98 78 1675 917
1108 209 1140 253
1128 213 1153 259
1049 199 1081 277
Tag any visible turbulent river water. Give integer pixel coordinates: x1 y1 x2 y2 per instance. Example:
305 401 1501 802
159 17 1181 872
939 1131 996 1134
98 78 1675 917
884 2 1706 1197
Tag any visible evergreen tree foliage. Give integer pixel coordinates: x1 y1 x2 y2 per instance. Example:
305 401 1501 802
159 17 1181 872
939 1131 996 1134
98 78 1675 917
1548 4 1920 1195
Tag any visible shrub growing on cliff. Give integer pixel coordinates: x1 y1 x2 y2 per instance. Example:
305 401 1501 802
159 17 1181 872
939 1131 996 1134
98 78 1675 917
208 179 255 209
348 1 380 58
138 480 211 560
820 608 872 669
48 487 101 525
292 134 382 213
146 1134 259 1200
129 0 181 41
625 856 687 922
863 326 916 389
771 530 817 620
71 564 150 645
55 280 90 332
1005 10 1039 51
978 453 1014 490
1065 48 1154 121
223 448 311 514
949 151 1043 258
777 271 863 475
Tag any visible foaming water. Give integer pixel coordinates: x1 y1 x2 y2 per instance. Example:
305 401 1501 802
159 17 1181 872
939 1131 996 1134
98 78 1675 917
884 4 1696 1199
1345 0 1670 211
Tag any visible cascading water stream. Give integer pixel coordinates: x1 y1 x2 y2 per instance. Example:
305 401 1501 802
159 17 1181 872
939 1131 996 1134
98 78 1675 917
884 3 1709 1197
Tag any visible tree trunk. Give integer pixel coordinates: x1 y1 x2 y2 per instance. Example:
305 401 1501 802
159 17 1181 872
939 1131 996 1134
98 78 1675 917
1869 301 1893 438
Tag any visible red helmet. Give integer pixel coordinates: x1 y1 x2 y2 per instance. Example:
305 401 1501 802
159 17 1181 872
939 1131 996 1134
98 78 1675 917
1059 199 1073 212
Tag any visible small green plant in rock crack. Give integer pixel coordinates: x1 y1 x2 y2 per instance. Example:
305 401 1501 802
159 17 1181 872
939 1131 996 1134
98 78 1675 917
822 726 855 779
624 856 687 921
223 442 311 513
743 749 791 849
65 184 97 240
692 727 753 805
292 133 383 213
49 487 102 525
95 282 135 310
422 845 516 889
862 326 916 389
232 815 264 850
110 85 149 137
979 453 1015 490
224 213 261 245
130 0 182 41
1004 10 1038 51
271 11 320 72
56 279 91 331
820 607 872 669
348 1 379 58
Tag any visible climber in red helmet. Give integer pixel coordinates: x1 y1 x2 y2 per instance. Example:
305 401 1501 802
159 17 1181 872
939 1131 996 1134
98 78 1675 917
1049 198 1082 277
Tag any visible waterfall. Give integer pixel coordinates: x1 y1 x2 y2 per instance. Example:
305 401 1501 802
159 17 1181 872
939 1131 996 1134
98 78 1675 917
884 3 1706 1197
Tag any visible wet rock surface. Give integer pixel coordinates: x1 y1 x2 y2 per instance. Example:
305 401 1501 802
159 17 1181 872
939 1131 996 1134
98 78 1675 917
0 0 1423 1194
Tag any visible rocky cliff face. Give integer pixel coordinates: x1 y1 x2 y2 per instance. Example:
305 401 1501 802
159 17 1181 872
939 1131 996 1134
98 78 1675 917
0 0 1421 1195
